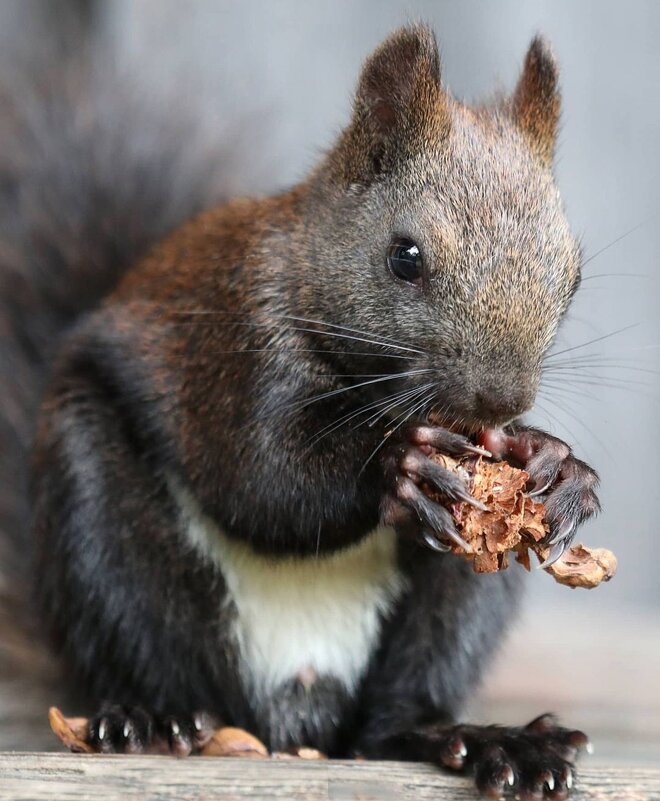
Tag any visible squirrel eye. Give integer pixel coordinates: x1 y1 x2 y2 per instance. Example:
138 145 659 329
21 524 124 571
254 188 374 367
386 237 423 285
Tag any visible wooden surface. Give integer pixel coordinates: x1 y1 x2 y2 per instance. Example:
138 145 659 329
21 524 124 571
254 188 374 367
0 753 659 801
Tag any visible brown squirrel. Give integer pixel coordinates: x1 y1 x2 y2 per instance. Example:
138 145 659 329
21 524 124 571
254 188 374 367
1 24 599 798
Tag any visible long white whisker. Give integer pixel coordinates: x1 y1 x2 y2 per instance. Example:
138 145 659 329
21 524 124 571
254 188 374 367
358 383 435 430
532 398 585 454
536 390 614 461
303 383 433 451
545 325 638 361
359 386 438 476
290 369 434 412
165 307 428 355
203 347 417 361
581 214 657 269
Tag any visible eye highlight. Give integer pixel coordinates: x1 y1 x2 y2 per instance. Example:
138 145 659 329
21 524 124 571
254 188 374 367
386 237 423 285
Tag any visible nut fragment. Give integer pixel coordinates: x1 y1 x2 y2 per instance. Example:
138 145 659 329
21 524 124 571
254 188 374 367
200 726 268 758
48 706 93 753
425 454 548 573
542 543 618 589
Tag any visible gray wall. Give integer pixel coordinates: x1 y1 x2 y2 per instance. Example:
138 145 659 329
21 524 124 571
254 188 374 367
7 0 660 613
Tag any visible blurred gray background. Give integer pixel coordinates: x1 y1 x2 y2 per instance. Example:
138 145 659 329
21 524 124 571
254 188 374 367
1 0 658 761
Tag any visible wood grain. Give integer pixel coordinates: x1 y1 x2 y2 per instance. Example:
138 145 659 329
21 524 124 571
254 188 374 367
0 753 658 801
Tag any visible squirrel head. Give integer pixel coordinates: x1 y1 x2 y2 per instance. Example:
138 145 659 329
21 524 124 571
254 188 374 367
300 25 581 430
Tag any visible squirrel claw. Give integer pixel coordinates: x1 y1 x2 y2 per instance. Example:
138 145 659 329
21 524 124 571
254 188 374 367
537 541 567 569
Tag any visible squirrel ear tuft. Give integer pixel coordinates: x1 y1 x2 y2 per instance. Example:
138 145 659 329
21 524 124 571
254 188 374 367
330 25 447 184
512 36 561 165
356 24 442 137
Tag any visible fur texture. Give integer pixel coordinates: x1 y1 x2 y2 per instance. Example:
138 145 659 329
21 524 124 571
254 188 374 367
174 479 406 700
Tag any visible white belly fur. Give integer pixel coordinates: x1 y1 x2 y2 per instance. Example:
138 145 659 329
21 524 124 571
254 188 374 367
172 481 407 700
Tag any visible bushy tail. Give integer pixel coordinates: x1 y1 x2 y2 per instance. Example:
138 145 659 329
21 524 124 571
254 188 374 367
0 45 230 748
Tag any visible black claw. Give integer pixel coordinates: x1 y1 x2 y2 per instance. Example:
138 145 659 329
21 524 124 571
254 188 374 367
528 478 553 498
414 493 471 551
398 477 471 551
525 714 558 733
191 711 218 747
440 734 467 770
401 449 488 511
453 486 489 512
565 730 591 753
92 716 110 752
539 769 555 792
475 746 517 799
421 530 452 552
538 541 567 569
408 426 491 457
545 520 575 547
164 717 194 756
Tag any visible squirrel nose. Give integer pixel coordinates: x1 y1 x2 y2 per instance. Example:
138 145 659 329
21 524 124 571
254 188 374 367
473 386 532 425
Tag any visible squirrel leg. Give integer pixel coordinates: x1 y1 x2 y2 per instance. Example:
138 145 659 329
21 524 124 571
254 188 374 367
351 530 587 796
32 358 248 737
353 534 590 798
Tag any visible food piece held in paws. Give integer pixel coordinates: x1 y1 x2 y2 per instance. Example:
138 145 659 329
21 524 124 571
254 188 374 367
48 706 94 753
541 543 618 589
424 454 547 572
200 726 269 758
422 454 616 587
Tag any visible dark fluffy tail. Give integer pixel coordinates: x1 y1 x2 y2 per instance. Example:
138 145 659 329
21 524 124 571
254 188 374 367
0 46 230 748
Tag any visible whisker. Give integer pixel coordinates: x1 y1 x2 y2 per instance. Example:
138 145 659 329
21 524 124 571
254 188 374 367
545 324 639 361
161 316 423 357
358 383 435 430
289 369 435 413
542 373 655 393
580 272 648 282
539 380 597 404
165 308 428 356
542 368 652 384
273 313 429 355
536 390 614 461
581 214 657 270
542 360 660 375
359 386 438 476
199 347 417 361
303 383 433 451
532 398 585 454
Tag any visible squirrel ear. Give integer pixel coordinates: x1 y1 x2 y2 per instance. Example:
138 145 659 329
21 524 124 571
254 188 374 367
512 36 561 165
330 25 447 184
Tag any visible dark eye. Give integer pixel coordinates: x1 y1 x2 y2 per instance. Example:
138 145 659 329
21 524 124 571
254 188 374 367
386 237 423 285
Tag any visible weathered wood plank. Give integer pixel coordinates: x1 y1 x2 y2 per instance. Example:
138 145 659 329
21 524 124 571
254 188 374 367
0 754 658 801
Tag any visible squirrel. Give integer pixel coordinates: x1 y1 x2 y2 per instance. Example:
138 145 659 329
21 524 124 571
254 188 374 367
0 24 600 799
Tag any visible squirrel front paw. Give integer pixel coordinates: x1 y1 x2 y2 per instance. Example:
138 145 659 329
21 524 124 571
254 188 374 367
380 424 490 551
479 426 601 566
